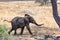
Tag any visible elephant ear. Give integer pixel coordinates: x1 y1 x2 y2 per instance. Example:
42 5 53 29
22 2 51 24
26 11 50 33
25 14 32 21
25 14 30 16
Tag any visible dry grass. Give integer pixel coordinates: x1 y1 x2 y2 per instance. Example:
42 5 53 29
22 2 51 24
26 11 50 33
0 1 60 28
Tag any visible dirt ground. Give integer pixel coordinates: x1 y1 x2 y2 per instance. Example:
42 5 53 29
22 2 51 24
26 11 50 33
0 1 60 40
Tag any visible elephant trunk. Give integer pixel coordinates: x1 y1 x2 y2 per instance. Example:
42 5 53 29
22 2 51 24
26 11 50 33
34 21 43 26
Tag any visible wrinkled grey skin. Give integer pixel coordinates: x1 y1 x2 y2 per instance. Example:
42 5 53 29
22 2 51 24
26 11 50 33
4 14 43 35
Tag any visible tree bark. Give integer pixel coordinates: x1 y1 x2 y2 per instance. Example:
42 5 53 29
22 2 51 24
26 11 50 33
51 0 60 27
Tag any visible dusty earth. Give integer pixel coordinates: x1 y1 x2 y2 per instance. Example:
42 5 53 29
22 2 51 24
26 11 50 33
0 1 60 40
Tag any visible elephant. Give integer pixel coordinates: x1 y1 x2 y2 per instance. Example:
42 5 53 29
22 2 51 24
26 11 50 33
4 14 43 35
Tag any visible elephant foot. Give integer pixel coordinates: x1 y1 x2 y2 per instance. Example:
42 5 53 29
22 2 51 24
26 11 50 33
30 33 33 35
8 32 10 35
14 33 17 35
19 33 23 35
30 34 36 37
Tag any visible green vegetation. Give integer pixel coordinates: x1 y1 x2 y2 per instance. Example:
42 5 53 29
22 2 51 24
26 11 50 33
0 25 7 37
0 25 10 40
0 25 12 40
0 25 19 40
0 25 8 37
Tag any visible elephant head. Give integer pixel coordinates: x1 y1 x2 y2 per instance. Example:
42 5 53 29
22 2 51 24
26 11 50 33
25 14 44 26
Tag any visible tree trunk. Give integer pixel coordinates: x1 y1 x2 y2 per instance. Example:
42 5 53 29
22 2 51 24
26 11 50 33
51 0 60 27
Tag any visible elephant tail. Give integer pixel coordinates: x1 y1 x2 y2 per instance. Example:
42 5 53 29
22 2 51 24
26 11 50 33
3 20 11 23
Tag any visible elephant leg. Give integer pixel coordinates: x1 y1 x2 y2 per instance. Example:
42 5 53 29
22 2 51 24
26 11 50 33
8 28 13 35
20 27 25 35
14 29 17 35
14 26 18 35
26 24 33 35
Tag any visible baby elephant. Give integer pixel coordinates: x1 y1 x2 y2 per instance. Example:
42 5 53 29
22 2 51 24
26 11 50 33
4 14 43 35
